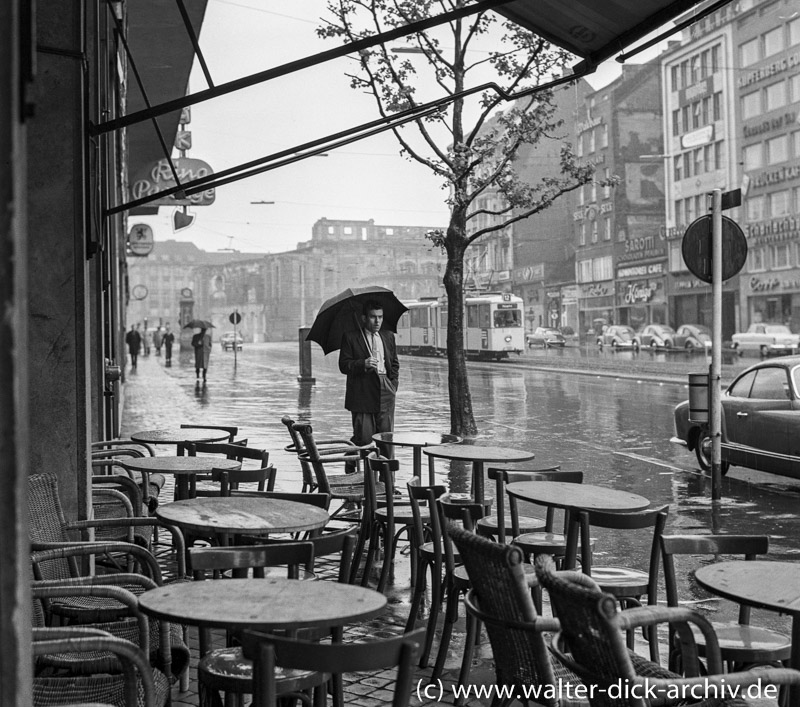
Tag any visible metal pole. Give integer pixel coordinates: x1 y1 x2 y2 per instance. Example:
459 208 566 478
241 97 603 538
233 309 238 367
710 189 723 501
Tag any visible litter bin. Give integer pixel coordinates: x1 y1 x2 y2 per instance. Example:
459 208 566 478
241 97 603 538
688 373 709 424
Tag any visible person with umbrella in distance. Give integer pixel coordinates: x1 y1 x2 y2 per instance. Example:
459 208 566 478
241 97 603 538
339 299 400 461
191 326 212 381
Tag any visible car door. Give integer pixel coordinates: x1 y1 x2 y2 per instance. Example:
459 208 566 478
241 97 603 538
725 366 799 474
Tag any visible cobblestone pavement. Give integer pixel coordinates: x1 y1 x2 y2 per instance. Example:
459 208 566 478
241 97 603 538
119 349 666 707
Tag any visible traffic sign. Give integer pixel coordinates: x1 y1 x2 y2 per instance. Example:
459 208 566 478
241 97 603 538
681 215 747 284
229 311 242 325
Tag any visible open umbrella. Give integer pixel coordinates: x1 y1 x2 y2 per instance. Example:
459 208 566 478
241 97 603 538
183 319 215 329
306 286 408 355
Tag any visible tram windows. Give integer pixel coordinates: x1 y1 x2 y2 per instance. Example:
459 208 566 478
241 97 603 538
494 308 521 328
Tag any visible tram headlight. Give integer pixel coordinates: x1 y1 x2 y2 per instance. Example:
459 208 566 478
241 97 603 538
505 335 512 343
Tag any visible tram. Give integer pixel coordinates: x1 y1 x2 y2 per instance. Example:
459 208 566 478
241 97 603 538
396 292 524 360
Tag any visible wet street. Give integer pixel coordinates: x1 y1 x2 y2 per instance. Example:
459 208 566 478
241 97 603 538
127 341 800 637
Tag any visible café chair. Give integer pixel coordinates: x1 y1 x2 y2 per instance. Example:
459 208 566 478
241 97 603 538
281 415 365 492
240 627 426 707
476 466 560 543
535 555 800 706
185 441 276 496
91 459 155 550
449 527 581 707
576 505 669 662
33 626 170 707
660 534 792 673
91 444 163 512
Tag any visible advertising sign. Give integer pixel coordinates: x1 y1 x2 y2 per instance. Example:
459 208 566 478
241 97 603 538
130 157 215 207
128 224 154 256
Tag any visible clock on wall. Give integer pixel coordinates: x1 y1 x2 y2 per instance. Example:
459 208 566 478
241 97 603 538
131 285 148 300
181 287 193 298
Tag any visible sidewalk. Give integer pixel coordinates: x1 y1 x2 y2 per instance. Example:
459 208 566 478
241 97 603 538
119 353 496 706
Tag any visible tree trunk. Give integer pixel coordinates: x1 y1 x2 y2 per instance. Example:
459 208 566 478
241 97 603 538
444 213 478 437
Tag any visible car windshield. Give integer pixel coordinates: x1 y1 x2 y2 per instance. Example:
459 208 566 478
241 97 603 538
765 325 792 334
692 325 710 335
616 328 634 339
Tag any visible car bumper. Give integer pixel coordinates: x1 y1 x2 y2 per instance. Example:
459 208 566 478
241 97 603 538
670 436 688 448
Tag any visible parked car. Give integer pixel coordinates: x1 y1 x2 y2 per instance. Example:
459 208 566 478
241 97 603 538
674 324 712 351
672 356 800 479
596 325 637 349
220 331 243 351
634 324 676 349
527 327 566 348
731 323 800 356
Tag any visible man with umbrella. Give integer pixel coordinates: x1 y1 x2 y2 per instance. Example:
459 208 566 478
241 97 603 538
339 298 400 459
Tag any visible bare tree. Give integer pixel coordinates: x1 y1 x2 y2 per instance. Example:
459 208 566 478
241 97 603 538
319 0 597 436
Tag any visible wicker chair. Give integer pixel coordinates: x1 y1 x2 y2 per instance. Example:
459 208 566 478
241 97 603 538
32 626 170 707
240 628 426 707
448 527 580 707
91 445 163 512
535 555 800 707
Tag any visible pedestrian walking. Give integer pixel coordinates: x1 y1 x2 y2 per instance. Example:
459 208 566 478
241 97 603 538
162 325 175 366
338 299 399 460
153 327 163 356
192 327 212 380
125 324 142 369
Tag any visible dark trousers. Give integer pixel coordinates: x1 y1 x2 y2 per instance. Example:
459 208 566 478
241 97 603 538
350 375 396 459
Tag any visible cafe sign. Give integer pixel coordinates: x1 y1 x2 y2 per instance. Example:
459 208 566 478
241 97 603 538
131 157 215 207
618 280 661 305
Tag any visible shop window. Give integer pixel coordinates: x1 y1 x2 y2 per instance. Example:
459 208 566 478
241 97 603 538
768 190 790 217
746 195 765 221
578 259 592 283
740 37 760 66
741 91 760 120
764 81 787 111
763 26 784 57
743 143 762 170
772 243 791 269
766 135 788 164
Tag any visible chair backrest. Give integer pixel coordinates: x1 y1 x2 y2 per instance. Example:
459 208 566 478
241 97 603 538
293 422 365 496
91 439 156 457
186 441 276 493
281 416 317 493
660 534 769 625
229 489 331 510
449 527 563 704
577 505 669 601
240 627 426 707
505 470 584 540
439 494 487 572
262 526 358 584
406 477 446 557
190 541 315 580
28 473 79 580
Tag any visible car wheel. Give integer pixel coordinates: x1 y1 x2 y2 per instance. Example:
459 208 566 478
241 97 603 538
664 339 673 348
760 345 769 357
650 340 658 349
685 341 694 350
694 429 730 476
597 339 603 349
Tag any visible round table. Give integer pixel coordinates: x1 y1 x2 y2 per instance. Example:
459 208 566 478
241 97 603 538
156 497 329 536
695 560 800 705
506 481 650 569
139 578 387 632
423 444 534 503
130 427 231 449
372 432 462 485
120 456 241 501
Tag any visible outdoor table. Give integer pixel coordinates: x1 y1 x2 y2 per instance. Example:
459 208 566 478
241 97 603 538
130 427 231 452
372 432 462 485
156 496 329 537
120 456 240 501
695 560 800 706
423 444 534 504
506 480 650 568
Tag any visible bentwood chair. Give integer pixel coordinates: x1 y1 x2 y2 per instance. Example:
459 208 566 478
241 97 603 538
535 555 800 707
241 628 426 707
660 534 792 673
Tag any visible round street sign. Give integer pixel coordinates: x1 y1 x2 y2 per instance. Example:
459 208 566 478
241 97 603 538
681 215 747 284
229 311 242 325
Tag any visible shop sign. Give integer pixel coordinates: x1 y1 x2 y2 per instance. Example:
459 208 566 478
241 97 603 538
681 125 714 149
679 76 713 104
674 277 708 290
131 157 216 207
577 115 603 134
617 262 665 279
497 270 510 281
561 286 578 304
618 233 667 262
748 273 800 293
743 112 796 139
127 223 154 256
751 163 800 189
580 282 612 298
618 280 660 305
738 52 800 88
514 264 544 282
745 216 800 242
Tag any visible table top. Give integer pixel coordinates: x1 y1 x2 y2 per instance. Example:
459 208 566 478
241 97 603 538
139 578 386 630
506 481 650 512
695 560 800 616
120 456 241 476
156 497 330 535
424 444 534 464
373 432 462 448
130 428 231 445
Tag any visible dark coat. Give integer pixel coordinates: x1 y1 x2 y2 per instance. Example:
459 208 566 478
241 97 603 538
125 329 141 354
338 328 399 413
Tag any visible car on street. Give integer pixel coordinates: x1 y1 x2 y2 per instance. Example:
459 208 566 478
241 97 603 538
596 325 637 349
671 356 800 479
731 323 800 356
634 324 676 349
526 327 566 348
220 331 243 351
674 324 712 351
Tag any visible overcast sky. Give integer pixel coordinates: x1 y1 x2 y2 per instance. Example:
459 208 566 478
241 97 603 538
136 1 671 255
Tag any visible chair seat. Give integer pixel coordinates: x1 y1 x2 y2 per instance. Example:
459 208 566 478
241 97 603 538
476 514 546 537
512 532 569 556
198 646 326 694
592 565 650 597
375 507 428 525
33 668 171 707
692 622 792 663
327 471 365 487
420 541 460 563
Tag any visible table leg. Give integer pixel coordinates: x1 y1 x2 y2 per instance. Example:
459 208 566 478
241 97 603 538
473 462 484 505
176 476 190 501
428 455 436 487
410 447 422 484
